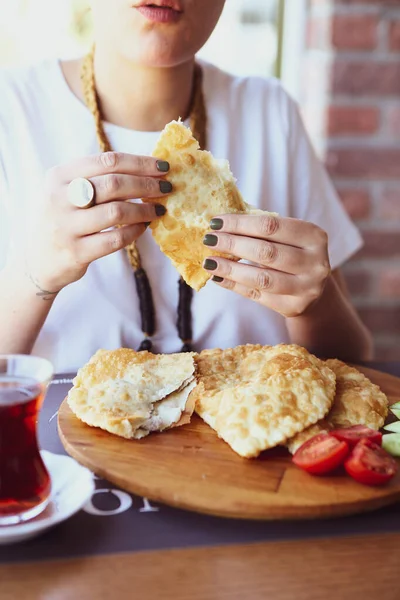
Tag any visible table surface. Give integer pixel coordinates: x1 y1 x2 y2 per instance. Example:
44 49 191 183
2 532 400 600
2 361 400 600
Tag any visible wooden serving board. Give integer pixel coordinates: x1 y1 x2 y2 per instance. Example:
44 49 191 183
58 365 400 520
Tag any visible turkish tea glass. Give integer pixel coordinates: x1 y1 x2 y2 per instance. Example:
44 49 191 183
0 355 53 525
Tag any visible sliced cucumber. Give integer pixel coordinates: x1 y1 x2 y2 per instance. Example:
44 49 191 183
384 421 400 433
390 408 400 419
382 433 400 457
390 402 400 410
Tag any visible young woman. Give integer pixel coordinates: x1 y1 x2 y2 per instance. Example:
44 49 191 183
0 0 372 373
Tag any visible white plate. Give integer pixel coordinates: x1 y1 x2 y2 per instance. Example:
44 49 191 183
0 451 95 545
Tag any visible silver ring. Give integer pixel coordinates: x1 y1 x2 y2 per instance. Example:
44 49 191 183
67 178 95 209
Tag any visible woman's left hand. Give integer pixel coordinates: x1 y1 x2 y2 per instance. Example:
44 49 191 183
202 214 331 318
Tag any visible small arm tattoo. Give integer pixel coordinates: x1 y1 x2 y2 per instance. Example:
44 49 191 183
25 271 59 301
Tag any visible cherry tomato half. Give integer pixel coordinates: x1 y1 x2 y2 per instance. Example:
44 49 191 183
292 433 350 475
344 438 397 486
330 425 382 448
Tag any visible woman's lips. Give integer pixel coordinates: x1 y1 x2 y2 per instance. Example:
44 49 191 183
136 5 182 23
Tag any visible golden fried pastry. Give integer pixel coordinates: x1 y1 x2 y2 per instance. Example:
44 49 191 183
146 120 271 291
67 348 197 439
192 344 336 458
286 420 332 454
286 359 388 454
195 344 263 393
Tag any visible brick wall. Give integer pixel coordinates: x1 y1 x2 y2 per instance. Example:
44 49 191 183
302 0 400 360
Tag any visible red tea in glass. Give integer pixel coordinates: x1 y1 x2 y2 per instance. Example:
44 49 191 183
0 355 53 525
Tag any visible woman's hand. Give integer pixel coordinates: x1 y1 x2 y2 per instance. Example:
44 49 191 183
202 213 331 318
19 152 171 296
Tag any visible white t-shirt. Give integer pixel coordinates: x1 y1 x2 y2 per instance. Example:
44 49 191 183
0 59 362 373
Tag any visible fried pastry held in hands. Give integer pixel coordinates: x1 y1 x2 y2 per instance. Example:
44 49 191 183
146 120 274 291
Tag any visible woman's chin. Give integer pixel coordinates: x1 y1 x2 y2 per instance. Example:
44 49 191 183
121 38 193 68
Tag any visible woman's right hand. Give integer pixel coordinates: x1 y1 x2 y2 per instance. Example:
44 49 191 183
20 152 171 296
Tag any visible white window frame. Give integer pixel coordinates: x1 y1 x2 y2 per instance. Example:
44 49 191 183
279 0 307 102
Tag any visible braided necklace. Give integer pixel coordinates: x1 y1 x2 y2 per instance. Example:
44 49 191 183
81 50 207 353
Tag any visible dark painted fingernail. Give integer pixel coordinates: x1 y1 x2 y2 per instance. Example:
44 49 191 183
156 160 170 172
212 276 224 283
203 259 218 271
155 204 166 216
159 180 173 194
210 218 223 231
145 222 151 228
203 234 218 247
